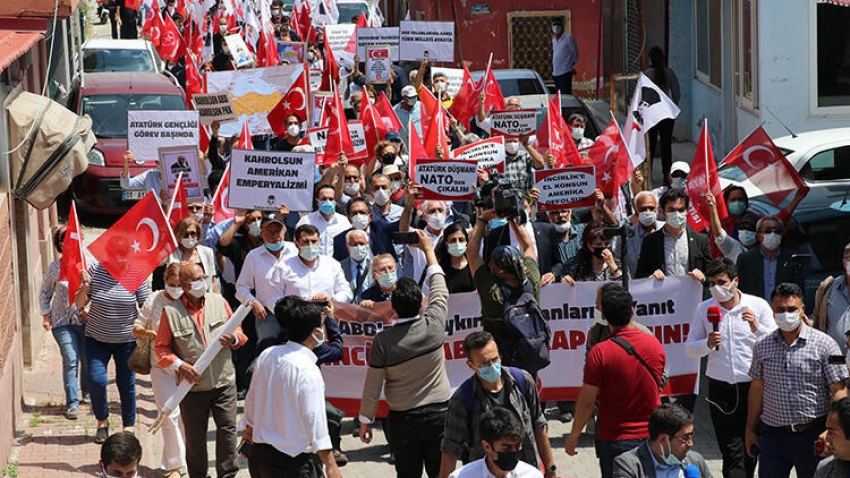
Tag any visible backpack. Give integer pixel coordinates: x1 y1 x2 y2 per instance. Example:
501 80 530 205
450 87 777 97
459 366 530 414
499 287 552 375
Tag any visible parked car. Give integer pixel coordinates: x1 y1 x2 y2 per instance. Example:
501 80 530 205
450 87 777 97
335 0 370 23
80 39 165 74
69 72 186 214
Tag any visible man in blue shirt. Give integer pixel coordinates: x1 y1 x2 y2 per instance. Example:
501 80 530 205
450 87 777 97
393 85 422 149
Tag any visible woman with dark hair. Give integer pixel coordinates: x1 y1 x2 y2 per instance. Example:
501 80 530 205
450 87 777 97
435 222 475 293
645 46 681 184
561 221 623 284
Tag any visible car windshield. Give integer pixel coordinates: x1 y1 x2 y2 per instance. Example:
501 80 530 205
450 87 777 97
498 78 546 97
337 4 369 23
81 93 185 138
83 49 156 73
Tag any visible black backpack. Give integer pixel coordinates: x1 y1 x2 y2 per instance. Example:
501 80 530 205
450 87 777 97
499 287 552 375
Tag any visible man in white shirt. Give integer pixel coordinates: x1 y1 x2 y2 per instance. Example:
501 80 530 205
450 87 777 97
399 185 447 294
243 297 342 478
449 407 542 478
236 213 296 343
685 258 775 478
278 224 352 304
296 185 352 256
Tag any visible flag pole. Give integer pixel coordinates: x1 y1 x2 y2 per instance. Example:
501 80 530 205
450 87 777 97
704 119 710 195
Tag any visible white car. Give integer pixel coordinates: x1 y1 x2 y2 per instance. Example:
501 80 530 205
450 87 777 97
80 39 165 74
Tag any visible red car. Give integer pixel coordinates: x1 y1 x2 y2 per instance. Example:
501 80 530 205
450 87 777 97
69 72 186 214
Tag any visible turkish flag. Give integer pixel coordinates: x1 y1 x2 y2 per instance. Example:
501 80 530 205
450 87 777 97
323 87 356 163
185 54 204 110
538 93 581 167
296 1 312 42
158 13 187 62
60 201 87 306
587 120 631 198
409 119 425 182
212 164 235 223
375 92 402 133
465 62 506 121
356 12 368 27
87 192 177 293
267 68 310 136
140 0 161 43
423 91 449 158
448 63 478 129
686 124 727 232
167 173 190 229
320 29 340 91
720 126 809 207
237 120 253 150
256 30 281 67
360 95 388 160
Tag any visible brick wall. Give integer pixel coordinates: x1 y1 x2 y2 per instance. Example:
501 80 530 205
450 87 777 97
0 198 17 373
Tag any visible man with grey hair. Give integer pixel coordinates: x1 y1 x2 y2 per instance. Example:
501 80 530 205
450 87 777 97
399 183 448 295
812 241 850 353
340 229 374 304
625 191 664 277
736 215 796 302
567 113 594 153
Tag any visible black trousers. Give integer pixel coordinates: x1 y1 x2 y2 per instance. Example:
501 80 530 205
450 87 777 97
222 280 257 393
554 72 574 96
648 118 675 184
118 6 137 39
180 383 239 478
326 400 344 450
248 443 318 478
386 402 448 478
108 5 119 39
708 379 756 478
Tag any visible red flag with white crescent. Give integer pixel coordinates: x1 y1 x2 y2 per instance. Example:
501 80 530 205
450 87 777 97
87 192 177 293
267 67 310 136
167 172 190 229
685 123 727 232
60 201 87 306
212 164 235 223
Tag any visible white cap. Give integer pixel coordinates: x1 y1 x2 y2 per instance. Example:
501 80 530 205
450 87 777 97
670 161 691 175
401 85 418 98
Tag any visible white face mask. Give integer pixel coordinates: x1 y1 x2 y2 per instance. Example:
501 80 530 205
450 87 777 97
593 308 608 326
312 327 326 345
349 244 369 262
434 82 446 93
180 237 197 249
307 51 316 62
165 285 184 300
187 280 206 298
666 211 687 229
761 232 782 251
373 188 390 206
638 211 657 227
390 180 402 193
351 213 369 230
710 281 736 303
845 260 850 277
553 221 571 233
191 212 205 223
671 177 687 190
571 127 585 140
774 311 801 332
299 244 321 261
426 212 446 231
504 142 520 155
287 124 301 137
343 182 361 196
447 242 468 257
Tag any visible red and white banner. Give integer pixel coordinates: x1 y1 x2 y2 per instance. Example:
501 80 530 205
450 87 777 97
324 276 702 416
413 159 478 201
451 136 505 173
534 166 597 211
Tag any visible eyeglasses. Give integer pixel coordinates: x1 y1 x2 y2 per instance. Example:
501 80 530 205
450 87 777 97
188 205 204 212
673 433 694 445
760 228 779 234
185 231 199 238
345 175 360 181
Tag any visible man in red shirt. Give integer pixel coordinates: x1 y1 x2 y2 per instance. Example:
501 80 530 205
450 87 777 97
564 282 666 478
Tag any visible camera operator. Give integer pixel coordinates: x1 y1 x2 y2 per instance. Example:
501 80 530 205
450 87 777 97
468 205 541 360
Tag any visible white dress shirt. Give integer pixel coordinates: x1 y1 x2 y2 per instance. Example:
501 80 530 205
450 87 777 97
244 341 332 456
277 254 353 303
448 457 543 478
296 211 352 256
236 244 297 309
119 169 163 194
405 227 444 296
685 291 776 384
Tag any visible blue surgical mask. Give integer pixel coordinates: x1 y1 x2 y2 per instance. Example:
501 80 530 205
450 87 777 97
265 241 285 252
319 200 336 215
448 242 468 257
739 229 757 247
727 200 746 216
490 218 509 229
299 245 321 261
377 271 397 289
671 177 687 190
478 361 502 383
661 437 683 466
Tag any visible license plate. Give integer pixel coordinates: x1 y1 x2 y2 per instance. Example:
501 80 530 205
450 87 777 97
121 189 146 201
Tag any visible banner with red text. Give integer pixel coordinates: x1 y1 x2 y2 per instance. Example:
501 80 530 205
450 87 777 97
534 166 597 211
324 276 702 416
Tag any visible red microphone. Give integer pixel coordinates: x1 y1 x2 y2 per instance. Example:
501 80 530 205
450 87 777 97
707 306 722 351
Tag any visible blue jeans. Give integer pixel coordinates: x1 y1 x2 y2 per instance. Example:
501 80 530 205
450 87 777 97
86 337 136 427
758 421 824 478
596 438 644 478
51 324 89 407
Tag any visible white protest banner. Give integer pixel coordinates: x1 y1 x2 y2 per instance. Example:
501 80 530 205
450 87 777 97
347 121 369 162
307 127 328 163
365 45 392 84
192 92 238 125
323 277 702 416
489 109 538 137
325 24 357 66
309 69 323 91
399 21 455 62
224 34 255 69
159 146 204 201
535 166 597 211
430 67 464 97
228 149 315 211
206 64 304 136
277 41 306 63
452 136 505 172
356 27 400 61
414 159 477 201
127 110 200 162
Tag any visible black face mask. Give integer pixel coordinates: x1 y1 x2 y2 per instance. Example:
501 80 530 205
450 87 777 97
381 152 396 164
492 449 521 471
592 246 608 258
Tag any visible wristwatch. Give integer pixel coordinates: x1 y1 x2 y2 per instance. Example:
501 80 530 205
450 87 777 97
547 464 557 473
